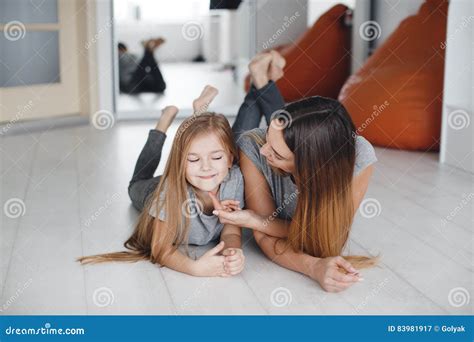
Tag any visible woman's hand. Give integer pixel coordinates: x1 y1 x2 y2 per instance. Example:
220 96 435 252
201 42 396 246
219 199 241 212
310 256 363 293
222 248 245 275
192 241 228 277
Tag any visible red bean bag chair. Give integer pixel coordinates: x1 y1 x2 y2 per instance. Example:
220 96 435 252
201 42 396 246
245 4 351 102
338 0 448 151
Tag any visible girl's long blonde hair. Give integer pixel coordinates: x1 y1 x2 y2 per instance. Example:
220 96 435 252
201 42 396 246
78 113 238 266
249 96 379 270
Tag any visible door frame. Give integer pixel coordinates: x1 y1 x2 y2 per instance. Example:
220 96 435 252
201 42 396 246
0 0 115 134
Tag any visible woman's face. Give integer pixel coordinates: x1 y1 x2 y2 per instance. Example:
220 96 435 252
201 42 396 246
260 123 295 174
185 132 232 192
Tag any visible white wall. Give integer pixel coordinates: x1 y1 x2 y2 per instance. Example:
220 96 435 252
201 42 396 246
95 0 115 116
253 0 308 53
372 0 423 48
307 0 355 26
440 0 473 173
116 22 202 62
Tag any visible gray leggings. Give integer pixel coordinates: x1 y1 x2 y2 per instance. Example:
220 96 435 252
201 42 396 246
128 81 285 212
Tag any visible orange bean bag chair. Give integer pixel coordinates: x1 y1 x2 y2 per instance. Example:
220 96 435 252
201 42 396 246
245 4 351 102
338 0 448 151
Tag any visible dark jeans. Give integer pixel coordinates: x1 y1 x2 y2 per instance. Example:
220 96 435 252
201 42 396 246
121 49 166 94
128 81 285 212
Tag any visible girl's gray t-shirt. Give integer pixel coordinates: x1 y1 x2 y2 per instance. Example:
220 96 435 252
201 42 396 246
148 164 244 245
236 128 377 221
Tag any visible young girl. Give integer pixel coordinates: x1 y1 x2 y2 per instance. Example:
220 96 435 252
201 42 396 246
78 87 245 277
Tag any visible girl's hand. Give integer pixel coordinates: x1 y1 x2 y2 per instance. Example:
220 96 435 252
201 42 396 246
219 199 241 212
212 208 261 229
193 241 228 277
208 191 241 212
222 248 245 275
310 256 362 293
208 191 261 228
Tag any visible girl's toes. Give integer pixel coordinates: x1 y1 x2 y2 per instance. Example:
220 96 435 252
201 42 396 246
155 105 179 132
162 105 179 117
248 52 272 75
270 50 286 69
193 85 218 113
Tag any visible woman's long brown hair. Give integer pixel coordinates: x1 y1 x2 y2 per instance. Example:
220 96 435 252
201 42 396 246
256 96 378 270
77 113 238 266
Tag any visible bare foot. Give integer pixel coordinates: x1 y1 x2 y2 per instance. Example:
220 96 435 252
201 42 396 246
143 39 156 52
269 50 286 82
192 85 219 114
248 52 273 89
153 37 166 49
156 105 179 133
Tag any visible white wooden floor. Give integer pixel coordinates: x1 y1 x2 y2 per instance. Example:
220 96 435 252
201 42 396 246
1 118 472 315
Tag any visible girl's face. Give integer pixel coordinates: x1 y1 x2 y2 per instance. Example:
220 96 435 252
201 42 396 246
260 123 295 174
185 132 232 192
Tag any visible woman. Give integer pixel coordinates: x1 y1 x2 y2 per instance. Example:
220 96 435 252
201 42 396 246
214 51 379 293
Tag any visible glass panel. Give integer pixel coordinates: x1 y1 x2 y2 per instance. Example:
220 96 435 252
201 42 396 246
0 0 58 24
0 31 60 87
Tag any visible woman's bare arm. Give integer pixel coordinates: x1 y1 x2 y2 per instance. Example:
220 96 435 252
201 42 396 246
239 151 291 237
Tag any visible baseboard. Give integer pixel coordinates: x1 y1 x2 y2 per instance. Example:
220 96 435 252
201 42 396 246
0 114 89 137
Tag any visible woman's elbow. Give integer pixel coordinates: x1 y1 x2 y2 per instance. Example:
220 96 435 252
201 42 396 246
253 229 266 244
252 230 277 260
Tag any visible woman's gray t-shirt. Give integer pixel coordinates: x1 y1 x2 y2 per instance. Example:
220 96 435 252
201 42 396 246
148 164 244 245
236 128 377 221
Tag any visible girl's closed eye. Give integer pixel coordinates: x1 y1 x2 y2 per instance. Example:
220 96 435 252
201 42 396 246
188 156 223 162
